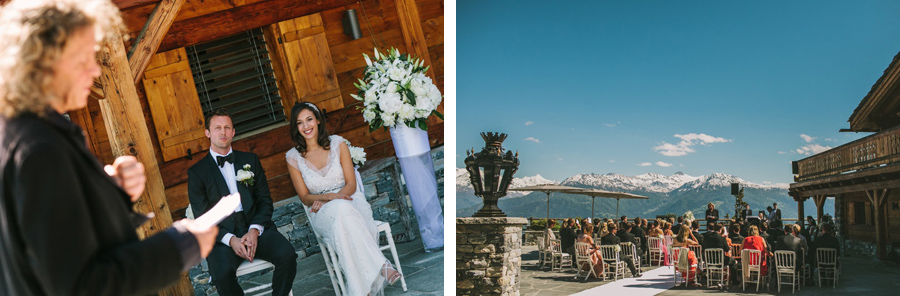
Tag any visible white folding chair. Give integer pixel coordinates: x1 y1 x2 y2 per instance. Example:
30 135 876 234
816 248 840 288
620 242 642 274
537 237 549 267
600 245 625 281
672 247 696 287
688 245 704 273
741 249 766 292
186 205 294 296
704 249 727 289
798 250 810 286
774 250 798 293
574 242 602 281
648 237 664 266
550 239 572 271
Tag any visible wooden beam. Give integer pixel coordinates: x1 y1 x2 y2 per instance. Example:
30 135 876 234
395 0 436 81
127 0 186 83
157 0 355 53
865 189 890 260
813 195 827 221
114 0 160 10
97 33 193 295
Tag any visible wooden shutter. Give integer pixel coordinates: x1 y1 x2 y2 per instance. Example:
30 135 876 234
186 29 286 135
142 48 208 162
272 13 343 113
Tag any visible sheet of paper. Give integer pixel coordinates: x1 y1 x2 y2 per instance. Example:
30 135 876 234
194 192 241 230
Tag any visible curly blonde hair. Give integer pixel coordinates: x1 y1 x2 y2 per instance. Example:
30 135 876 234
0 0 123 117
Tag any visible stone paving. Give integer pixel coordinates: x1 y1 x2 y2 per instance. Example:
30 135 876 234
520 244 900 295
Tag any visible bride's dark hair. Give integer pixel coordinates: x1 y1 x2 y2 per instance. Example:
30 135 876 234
290 102 331 157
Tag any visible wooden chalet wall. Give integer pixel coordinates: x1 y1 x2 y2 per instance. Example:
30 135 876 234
840 191 899 245
72 0 444 220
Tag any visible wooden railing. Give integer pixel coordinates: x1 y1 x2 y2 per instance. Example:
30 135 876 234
795 125 900 182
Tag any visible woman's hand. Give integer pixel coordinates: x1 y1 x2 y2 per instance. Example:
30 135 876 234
310 200 326 213
328 192 353 201
104 156 146 202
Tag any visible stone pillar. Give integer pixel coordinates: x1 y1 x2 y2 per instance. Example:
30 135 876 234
457 217 527 295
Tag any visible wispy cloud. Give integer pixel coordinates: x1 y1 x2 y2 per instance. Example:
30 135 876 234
603 123 617 128
524 137 540 143
638 162 652 167
796 144 832 155
656 161 673 167
654 133 731 156
778 151 788 155
609 160 616 163
525 121 533 126
800 134 816 143
825 138 836 142
556 155 564 161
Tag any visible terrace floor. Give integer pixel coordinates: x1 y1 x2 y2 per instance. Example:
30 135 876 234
519 244 900 295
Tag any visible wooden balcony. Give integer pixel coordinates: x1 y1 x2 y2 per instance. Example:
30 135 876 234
794 125 900 182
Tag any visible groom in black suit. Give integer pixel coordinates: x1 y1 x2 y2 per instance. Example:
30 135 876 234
188 109 297 296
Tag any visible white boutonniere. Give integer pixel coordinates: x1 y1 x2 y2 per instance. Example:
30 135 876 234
237 164 255 186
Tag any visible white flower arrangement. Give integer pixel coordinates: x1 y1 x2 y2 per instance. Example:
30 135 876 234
236 164 255 186
343 139 367 167
683 210 695 222
352 48 443 131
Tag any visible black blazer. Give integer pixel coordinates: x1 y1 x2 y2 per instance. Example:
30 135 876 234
188 150 274 243
0 112 195 295
701 232 729 253
617 229 637 245
600 233 621 246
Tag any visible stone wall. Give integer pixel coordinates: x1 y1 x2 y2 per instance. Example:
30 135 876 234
190 146 444 295
457 217 527 296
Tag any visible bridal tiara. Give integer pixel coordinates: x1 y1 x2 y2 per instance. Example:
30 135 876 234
304 102 320 114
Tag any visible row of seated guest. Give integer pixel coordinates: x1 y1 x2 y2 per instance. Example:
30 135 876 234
672 225 700 286
701 223 739 286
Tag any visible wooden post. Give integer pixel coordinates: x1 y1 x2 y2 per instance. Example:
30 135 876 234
796 197 805 229
813 195 827 222
97 33 193 295
395 0 436 81
865 189 889 260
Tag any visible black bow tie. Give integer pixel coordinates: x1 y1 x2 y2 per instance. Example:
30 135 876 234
216 154 234 168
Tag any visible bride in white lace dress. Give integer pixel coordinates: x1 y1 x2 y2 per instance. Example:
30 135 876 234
285 102 401 295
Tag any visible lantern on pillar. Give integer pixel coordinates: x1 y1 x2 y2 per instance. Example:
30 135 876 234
465 132 520 217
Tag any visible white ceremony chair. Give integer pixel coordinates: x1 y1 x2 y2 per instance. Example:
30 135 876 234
186 205 294 296
317 167 409 295
704 248 727 289
816 248 840 288
741 249 766 292
688 244 704 272
672 247 696 287
600 245 625 281
774 250 798 293
648 237 664 266
798 250 810 286
537 237 549 267
620 242 642 274
574 242 602 281
550 239 572 271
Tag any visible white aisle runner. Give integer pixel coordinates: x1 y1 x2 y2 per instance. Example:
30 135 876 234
571 266 675 296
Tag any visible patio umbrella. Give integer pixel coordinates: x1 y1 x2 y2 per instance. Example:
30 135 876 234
508 184 580 220
561 188 649 218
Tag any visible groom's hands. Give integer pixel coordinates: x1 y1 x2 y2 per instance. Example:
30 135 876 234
229 236 250 260
241 229 259 261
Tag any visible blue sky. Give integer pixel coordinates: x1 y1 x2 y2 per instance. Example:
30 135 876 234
456 0 900 186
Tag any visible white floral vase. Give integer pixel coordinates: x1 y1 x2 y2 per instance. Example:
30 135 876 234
389 124 444 252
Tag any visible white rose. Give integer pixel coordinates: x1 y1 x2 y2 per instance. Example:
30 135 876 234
382 113 397 127
379 92 402 115
398 104 416 122
388 66 407 82
236 170 254 181
384 82 399 94
364 88 378 106
363 108 376 122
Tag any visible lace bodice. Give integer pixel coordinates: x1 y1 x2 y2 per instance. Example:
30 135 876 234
286 135 347 195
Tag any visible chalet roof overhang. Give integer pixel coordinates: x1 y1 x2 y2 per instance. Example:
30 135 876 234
847 51 900 132
789 162 900 198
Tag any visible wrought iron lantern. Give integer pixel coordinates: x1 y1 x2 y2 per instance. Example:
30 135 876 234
465 132 519 217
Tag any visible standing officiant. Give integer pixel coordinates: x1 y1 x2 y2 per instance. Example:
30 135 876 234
705 202 719 231
0 0 216 294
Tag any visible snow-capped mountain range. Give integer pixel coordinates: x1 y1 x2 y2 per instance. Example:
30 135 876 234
457 168 787 195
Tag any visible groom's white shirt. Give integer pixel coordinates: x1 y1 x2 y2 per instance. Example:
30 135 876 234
210 148 264 245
